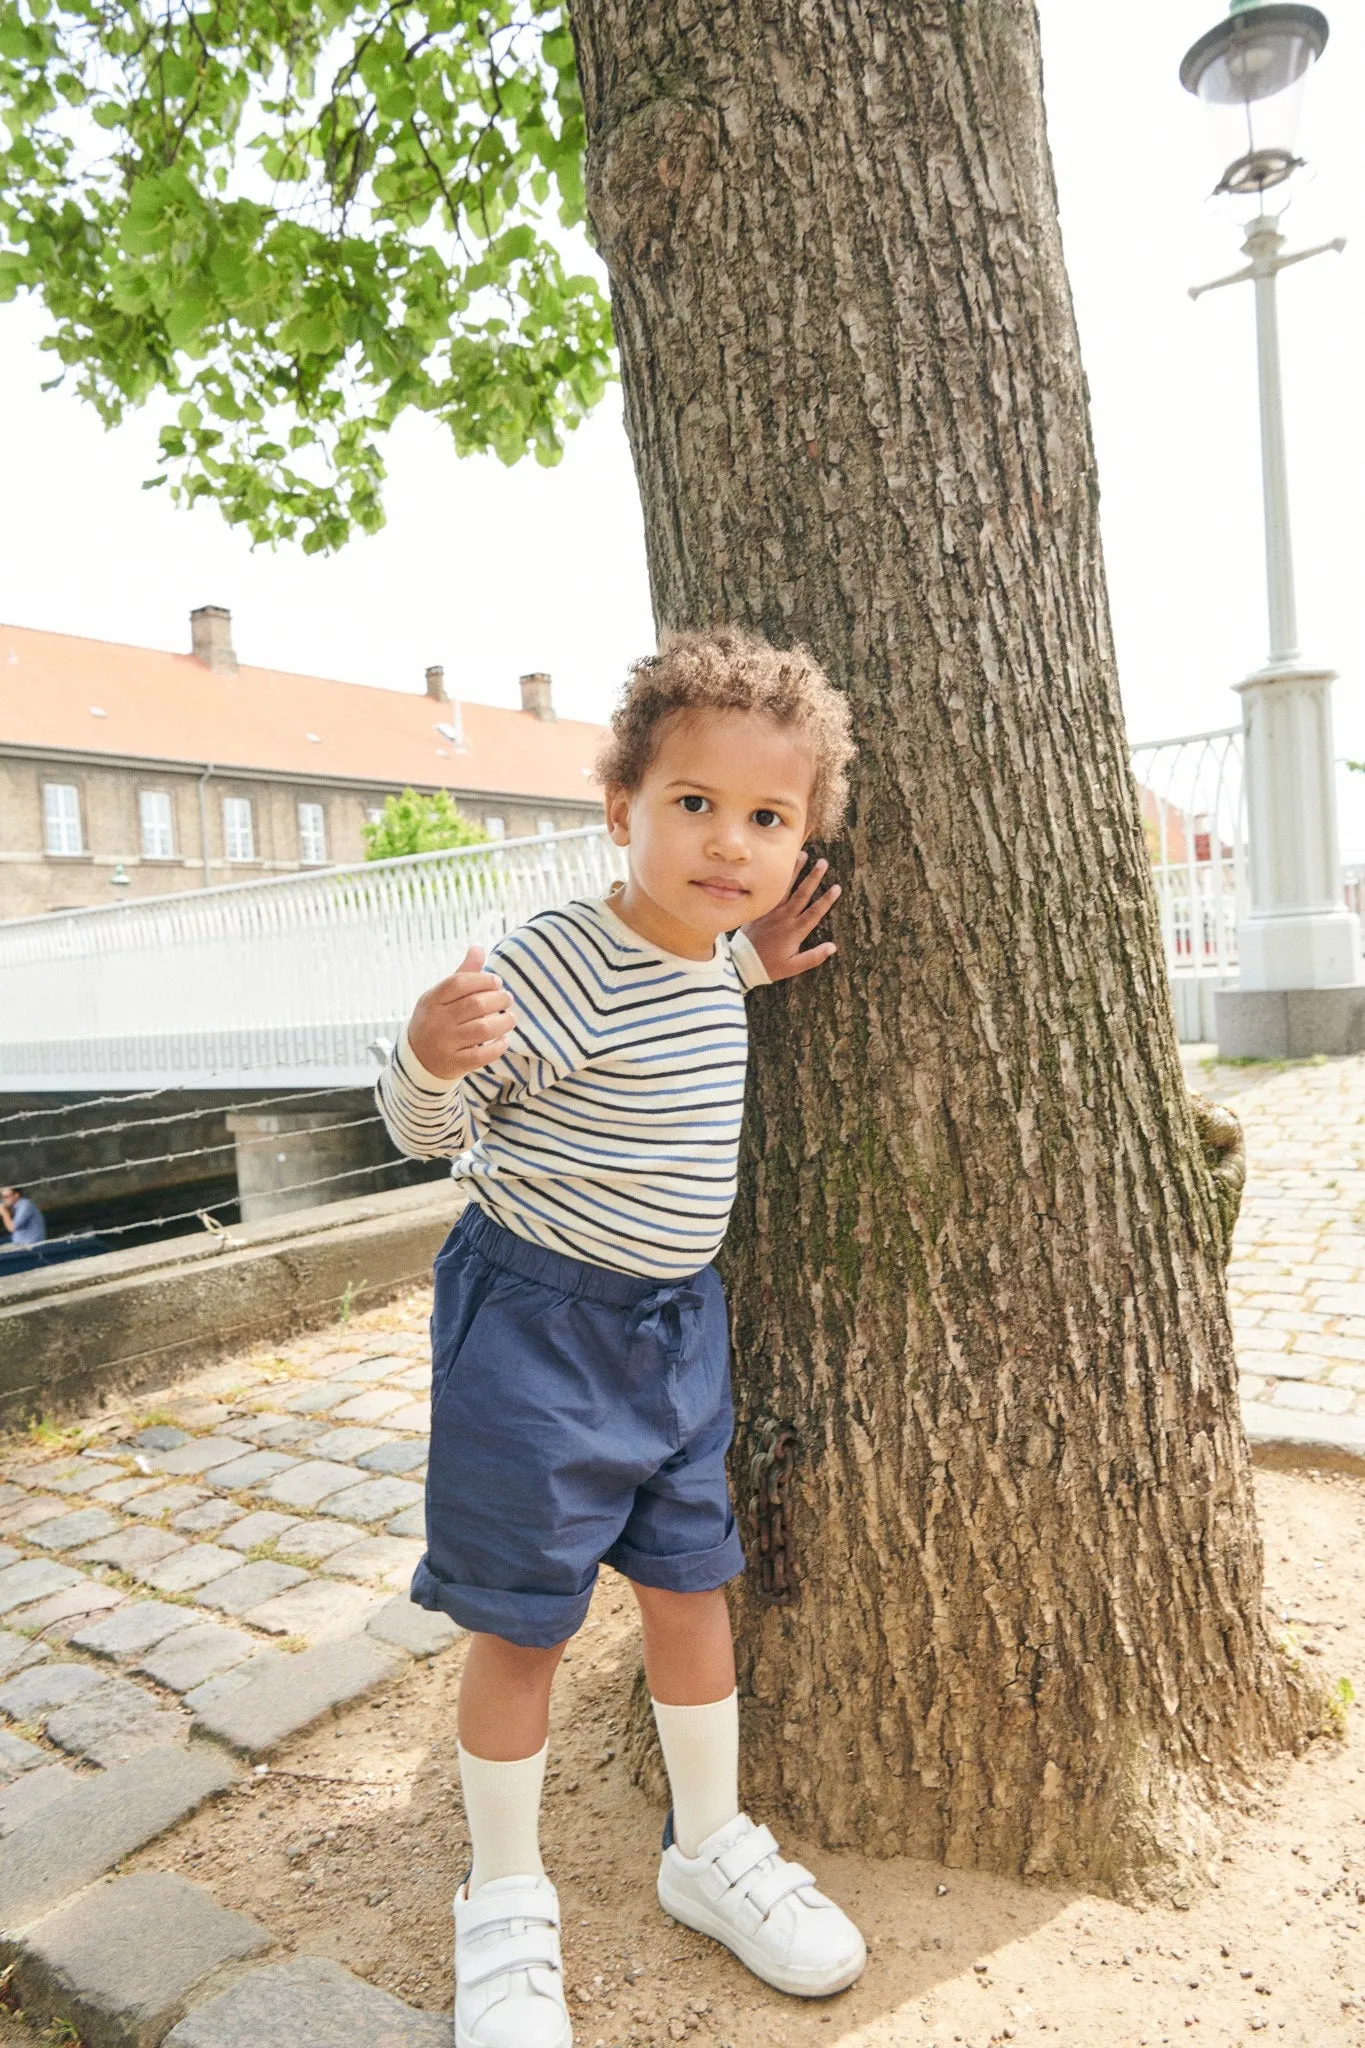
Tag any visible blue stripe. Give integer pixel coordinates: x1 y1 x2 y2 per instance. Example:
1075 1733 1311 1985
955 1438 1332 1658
374 897 764 1278
467 1166 725 1249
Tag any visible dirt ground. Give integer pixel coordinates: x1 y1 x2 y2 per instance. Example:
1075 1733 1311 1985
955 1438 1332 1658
0 2017 66 2047
110 1457 1364 2048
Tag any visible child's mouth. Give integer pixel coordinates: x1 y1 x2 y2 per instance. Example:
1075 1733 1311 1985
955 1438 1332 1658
691 879 748 902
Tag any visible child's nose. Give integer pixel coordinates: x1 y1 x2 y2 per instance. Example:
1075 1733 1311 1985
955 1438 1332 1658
706 820 750 860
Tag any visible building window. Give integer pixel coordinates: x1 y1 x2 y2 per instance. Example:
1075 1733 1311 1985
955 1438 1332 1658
139 790 175 859
223 795 255 862
484 816 506 840
364 805 385 824
298 801 327 865
536 816 556 838
43 783 83 856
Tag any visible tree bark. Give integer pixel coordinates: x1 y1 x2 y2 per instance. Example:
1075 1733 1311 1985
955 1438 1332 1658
570 0 1320 1890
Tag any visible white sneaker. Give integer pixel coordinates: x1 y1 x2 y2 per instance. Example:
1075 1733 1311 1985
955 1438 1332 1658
657 1811 867 1998
453 1873 573 2048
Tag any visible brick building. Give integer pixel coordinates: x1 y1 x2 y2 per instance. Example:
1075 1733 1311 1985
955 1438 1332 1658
1 606 607 919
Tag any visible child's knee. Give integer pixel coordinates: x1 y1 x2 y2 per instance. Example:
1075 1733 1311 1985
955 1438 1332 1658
464 1630 571 1687
632 1582 730 1627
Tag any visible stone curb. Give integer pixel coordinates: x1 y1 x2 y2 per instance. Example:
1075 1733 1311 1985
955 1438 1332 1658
164 1957 448 2046
0 1880 448 2046
187 1635 405 1759
2 1871 272 2048
1244 1400 1365 1478
0 1746 236 1933
0 1182 458 1424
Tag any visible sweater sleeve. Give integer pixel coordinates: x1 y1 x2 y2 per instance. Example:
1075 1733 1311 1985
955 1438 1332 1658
374 922 581 1161
374 1026 473 1161
728 928 772 992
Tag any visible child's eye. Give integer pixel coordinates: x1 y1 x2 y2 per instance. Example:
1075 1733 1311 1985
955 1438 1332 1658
753 808 782 829
679 794 709 814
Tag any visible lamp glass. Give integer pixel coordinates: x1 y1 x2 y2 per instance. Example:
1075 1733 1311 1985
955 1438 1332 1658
1205 66 1311 173
1180 4 1328 195
1192 25 1319 108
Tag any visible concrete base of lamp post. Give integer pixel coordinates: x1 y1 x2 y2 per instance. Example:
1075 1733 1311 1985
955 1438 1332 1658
1238 907 1361 990
1216 983 1365 1060
1219 659 1362 1058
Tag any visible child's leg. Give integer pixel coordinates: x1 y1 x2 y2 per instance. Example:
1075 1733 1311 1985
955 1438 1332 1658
458 1632 567 1893
634 1584 740 1856
636 1583 866 1996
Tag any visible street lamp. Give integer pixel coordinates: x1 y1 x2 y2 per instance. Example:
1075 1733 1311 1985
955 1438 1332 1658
1180 1 1328 196
1180 0 1358 1057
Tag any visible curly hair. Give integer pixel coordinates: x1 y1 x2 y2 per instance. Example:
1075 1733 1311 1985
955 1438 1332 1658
596 627 854 839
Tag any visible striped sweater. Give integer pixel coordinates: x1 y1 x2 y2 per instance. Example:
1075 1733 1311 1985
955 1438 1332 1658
375 895 771 1279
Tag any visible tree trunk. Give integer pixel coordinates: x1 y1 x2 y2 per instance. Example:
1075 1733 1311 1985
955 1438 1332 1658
570 0 1320 1890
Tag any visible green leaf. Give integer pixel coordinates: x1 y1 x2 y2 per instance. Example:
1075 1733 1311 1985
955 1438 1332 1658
280 306 343 357
164 294 214 348
0 18 44 59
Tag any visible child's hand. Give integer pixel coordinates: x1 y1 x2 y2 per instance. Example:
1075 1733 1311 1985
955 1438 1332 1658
406 946 517 1081
741 856 841 982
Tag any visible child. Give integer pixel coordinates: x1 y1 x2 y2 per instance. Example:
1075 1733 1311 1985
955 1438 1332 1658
377 627 865 2047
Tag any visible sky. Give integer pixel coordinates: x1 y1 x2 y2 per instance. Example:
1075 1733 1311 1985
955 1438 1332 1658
1 1 1362 841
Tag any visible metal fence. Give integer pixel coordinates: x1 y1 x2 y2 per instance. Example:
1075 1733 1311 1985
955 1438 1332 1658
1129 726 1246 1043
0 827 628 1088
0 733 1270 1083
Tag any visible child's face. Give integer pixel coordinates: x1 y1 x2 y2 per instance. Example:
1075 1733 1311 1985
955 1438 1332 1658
606 709 814 952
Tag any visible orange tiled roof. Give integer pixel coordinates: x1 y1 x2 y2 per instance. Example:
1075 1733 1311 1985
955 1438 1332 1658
0 622 606 803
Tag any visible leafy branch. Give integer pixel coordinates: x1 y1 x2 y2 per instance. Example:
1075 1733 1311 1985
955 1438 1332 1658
0 0 613 551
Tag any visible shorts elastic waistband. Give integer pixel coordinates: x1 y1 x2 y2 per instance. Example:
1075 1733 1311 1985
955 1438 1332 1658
458 1200 709 1310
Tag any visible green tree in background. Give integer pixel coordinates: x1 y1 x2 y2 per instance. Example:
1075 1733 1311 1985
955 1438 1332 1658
0 0 611 551
362 788 487 859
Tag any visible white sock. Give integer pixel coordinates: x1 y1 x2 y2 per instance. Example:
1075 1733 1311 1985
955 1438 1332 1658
651 1691 740 1857
458 1740 547 1894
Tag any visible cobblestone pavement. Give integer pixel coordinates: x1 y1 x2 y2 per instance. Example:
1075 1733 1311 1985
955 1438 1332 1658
2 1060 1363 2041
0 1302 458 2044
1191 1047 1365 1458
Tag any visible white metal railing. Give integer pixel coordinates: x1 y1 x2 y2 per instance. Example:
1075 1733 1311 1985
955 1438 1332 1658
0 827 627 1088
0 735 1273 1083
1129 726 1246 1042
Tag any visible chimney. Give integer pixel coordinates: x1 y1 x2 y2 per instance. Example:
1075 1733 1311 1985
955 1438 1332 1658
519 671 556 722
425 664 449 702
191 605 237 675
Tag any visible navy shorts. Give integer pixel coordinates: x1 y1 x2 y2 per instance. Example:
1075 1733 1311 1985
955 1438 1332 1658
411 1203 746 1648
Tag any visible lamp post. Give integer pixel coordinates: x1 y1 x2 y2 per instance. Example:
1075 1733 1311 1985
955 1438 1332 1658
1180 0 1359 1057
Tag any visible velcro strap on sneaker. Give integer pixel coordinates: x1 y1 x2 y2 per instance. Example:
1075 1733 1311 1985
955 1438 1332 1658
744 1860 817 1917
459 1885 560 1939
712 1823 780 1886
458 1928 563 1988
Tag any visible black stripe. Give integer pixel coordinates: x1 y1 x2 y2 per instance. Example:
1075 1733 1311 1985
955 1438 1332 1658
520 924 742 1027
484 1172 722 1254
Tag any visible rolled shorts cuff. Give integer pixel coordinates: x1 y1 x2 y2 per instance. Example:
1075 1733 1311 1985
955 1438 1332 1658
410 1557 592 1650
603 1523 746 1595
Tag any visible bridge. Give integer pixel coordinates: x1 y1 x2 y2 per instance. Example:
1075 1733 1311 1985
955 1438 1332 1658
0 738 1270 1251
0 829 626 1253
0 730 1247 1092
0 826 627 1092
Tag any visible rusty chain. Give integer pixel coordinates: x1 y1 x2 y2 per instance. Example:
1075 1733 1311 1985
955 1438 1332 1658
750 1418 799 1606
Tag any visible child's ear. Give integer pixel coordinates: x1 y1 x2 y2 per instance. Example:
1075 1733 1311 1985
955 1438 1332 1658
605 786 631 846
